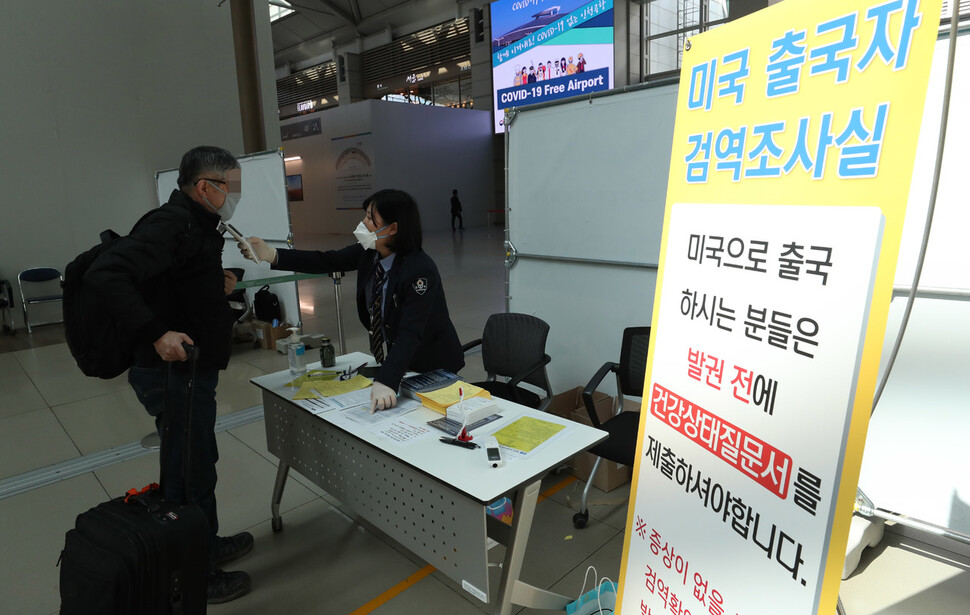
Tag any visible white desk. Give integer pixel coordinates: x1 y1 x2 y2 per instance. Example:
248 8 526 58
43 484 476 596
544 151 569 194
252 353 607 615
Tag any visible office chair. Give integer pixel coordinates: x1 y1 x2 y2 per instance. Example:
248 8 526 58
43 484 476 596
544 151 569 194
461 312 554 410
18 267 64 333
573 326 651 529
0 279 15 334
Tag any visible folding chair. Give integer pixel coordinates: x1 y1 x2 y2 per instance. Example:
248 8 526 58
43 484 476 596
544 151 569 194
18 267 64 333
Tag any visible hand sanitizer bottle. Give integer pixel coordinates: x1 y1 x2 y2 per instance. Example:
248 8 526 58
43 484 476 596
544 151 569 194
286 327 307 375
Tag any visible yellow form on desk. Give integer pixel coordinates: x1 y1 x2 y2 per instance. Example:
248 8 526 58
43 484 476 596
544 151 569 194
285 370 342 388
416 382 491 414
293 375 372 400
492 416 565 454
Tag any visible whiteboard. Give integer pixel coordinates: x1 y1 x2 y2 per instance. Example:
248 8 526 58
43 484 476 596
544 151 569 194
507 83 678 266
154 150 302 328
155 149 292 242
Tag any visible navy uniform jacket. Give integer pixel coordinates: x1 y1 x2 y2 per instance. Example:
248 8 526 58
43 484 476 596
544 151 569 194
273 244 464 388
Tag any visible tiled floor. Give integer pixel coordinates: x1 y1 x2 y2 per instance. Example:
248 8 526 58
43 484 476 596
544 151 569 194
0 227 968 614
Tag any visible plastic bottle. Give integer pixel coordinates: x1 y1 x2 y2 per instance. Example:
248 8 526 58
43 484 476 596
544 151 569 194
319 336 335 367
286 327 307 375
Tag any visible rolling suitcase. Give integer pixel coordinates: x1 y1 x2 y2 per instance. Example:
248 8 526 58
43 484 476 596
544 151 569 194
59 345 210 614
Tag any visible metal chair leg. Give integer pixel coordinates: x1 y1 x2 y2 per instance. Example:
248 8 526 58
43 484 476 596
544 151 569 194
573 456 603 528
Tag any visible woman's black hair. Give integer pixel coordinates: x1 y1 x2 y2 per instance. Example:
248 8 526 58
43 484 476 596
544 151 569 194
363 189 423 255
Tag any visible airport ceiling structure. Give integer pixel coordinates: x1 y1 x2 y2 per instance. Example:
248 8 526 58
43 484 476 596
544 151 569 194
270 0 461 69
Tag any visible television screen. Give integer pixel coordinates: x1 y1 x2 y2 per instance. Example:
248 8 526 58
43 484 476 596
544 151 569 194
490 0 615 133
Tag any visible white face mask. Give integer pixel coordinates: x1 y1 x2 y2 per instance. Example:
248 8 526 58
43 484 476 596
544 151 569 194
353 221 389 251
204 180 241 222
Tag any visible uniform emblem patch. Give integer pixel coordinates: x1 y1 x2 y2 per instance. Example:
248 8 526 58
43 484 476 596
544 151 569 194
413 278 428 295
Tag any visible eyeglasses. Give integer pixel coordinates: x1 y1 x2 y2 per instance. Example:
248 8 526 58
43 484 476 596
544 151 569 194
198 177 227 185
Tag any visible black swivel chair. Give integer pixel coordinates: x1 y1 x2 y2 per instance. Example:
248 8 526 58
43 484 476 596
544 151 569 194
461 313 554 410
573 326 651 529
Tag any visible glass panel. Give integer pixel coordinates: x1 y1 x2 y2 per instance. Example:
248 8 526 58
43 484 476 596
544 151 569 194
647 29 699 74
647 0 701 35
435 80 460 108
459 76 473 108
709 0 730 22
270 2 294 22
416 84 434 105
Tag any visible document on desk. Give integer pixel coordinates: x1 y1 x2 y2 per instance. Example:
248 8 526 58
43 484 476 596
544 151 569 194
368 416 435 446
332 396 423 429
292 374 372 400
491 415 567 459
294 387 372 416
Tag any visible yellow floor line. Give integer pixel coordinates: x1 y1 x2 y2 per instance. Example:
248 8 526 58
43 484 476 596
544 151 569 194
349 473 578 614
348 564 436 615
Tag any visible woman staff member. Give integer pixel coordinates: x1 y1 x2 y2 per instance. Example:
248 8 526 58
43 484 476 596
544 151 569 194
242 189 464 412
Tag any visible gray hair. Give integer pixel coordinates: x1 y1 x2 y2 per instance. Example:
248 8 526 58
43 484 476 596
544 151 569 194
177 146 239 187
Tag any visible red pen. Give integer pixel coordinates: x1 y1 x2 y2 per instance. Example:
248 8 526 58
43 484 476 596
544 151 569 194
456 387 473 442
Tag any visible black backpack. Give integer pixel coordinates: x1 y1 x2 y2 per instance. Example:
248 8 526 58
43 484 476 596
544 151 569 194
253 285 282 322
63 206 193 379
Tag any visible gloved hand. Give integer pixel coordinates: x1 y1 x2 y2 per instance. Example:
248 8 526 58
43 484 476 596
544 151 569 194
241 236 277 264
370 381 398 413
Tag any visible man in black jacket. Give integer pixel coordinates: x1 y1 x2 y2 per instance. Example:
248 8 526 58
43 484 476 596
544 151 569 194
85 146 252 603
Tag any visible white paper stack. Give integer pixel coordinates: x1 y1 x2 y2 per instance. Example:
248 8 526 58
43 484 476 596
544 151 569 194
445 396 499 425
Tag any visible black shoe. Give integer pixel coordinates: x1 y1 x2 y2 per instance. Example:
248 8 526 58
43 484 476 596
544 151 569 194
211 531 254 567
207 569 251 604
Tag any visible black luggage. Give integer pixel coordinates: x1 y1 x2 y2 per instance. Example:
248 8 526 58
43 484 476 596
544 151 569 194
59 345 210 614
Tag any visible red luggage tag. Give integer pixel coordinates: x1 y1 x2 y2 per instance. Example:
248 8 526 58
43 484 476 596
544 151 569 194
124 482 160 504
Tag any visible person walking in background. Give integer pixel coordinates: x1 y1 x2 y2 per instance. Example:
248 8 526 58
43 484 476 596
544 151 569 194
85 145 254 604
450 189 464 231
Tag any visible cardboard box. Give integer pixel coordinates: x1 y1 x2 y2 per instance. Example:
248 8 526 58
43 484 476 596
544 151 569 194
546 386 613 421
252 320 290 350
547 386 633 492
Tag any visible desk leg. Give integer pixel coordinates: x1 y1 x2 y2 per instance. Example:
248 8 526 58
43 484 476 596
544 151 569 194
270 461 290 533
495 479 571 615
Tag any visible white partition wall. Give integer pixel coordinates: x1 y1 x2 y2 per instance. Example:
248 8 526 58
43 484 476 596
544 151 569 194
859 30 970 541
506 82 678 394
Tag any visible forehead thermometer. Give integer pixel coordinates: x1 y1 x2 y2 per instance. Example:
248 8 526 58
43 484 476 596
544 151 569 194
221 222 259 263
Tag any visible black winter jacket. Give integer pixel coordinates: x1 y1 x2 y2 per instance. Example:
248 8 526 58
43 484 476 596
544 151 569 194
85 189 232 370
273 244 464 388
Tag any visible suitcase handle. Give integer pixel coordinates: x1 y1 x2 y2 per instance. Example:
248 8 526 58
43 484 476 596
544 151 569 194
124 483 163 512
159 343 199 504
124 482 160 504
